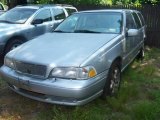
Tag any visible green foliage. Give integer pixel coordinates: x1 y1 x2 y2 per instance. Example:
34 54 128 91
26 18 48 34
140 0 160 5
0 0 6 4
32 0 160 5
131 100 158 120
100 0 112 5
34 0 105 5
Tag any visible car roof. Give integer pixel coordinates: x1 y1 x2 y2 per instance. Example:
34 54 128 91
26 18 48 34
78 9 140 13
16 4 75 10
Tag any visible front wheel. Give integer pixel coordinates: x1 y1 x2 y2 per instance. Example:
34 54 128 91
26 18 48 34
102 61 121 99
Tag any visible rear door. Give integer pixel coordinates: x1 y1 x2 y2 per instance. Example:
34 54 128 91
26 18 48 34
125 12 137 52
132 12 144 47
123 12 137 65
137 12 146 39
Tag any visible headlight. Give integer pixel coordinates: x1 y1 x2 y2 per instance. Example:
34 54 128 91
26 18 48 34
50 66 97 79
4 57 15 69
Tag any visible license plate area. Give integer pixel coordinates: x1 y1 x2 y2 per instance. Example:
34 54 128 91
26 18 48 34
19 76 31 90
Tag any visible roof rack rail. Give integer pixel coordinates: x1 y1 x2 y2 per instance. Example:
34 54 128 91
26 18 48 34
55 4 73 7
16 4 74 8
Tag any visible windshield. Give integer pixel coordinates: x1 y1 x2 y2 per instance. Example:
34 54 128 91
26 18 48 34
0 7 37 24
55 12 122 34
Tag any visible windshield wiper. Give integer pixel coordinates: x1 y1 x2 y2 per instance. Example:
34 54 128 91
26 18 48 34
54 30 73 33
54 30 64 32
74 30 101 33
0 20 17 24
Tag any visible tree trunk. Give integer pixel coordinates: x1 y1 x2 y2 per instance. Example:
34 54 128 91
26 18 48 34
7 0 27 9
17 0 27 5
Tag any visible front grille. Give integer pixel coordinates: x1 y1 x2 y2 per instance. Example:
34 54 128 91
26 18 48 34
14 61 47 78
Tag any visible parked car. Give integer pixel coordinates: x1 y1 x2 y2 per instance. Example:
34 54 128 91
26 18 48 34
0 2 6 15
0 9 146 106
0 4 77 56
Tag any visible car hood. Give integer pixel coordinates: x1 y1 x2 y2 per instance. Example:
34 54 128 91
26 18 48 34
0 23 22 33
10 33 119 67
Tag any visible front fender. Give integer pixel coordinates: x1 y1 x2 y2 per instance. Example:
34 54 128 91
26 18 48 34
80 35 124 74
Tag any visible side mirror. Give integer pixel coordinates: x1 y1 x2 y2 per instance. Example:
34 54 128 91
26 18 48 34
32 19 43 25
127 29 139 37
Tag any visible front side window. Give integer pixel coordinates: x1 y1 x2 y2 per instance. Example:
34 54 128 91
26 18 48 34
53 8 66 20
132 12 142 29
55 12 122 34
126 13 136 29
0 7 36 24
33 9 52 22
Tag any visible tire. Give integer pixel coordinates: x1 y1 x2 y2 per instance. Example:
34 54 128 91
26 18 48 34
101 61 121 99
137 46 145 61
5 38 24 55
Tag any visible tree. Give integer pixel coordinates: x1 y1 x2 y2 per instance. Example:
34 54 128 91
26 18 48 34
140 0 159 5
6 0 27 9
5 0 160 7
34 0 107 5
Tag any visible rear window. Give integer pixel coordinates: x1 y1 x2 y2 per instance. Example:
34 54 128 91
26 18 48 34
126 13 136 29
65 8 77 16
132 12 142 29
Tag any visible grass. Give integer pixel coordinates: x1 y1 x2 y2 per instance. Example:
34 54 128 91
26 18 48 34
0 47 160 120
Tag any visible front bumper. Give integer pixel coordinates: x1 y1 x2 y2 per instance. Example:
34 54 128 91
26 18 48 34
0 66 108 106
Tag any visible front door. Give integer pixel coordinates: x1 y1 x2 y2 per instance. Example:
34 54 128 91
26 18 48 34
29 9 54 39
123 12 137 65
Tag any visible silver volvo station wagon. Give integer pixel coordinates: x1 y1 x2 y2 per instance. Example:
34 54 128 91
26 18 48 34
0 9 146 106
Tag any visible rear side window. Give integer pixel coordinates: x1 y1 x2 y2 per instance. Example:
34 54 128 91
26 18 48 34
65 8 77 16
137 12 145 26
132 12 141 29
53 8 66 20
126 13 136 29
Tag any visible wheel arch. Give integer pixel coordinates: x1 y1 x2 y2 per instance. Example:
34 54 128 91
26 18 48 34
101 56 122 98
109 56 122 70
4 35 28 53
